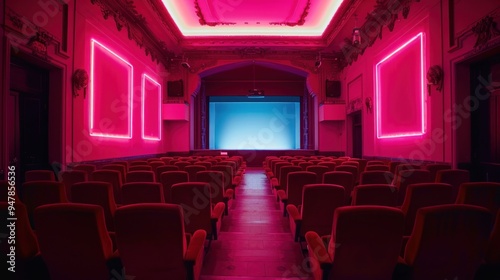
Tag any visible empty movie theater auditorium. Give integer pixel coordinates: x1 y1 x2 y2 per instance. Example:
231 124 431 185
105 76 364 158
2 0 500 279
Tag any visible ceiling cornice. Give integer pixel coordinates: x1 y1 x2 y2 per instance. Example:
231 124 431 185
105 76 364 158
90 0 174 67
323 0 364 46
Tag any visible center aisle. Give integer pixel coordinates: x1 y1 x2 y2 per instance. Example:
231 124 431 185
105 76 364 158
201 167 314 280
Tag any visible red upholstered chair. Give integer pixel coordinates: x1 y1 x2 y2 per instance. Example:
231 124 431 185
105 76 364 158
72 164 96 177
400 183 454 235
70 181 117 231
160 156 174 164
160 171 189 203
101 164 127 185
436 169 470 201
147 157 161 162
156 165 180 181
121 182 164 205
174 161 192 170
111 161 129 172
25 170 56 182
318 162 336 171
394 170 433 205
425 163 452 181
34 204 120 280
366 160 386 166
350 158 367 174
59 170 87 201
129 160 148 166
334 165 358 185
475 210 500 279
272 165 302 193
359 170 394 185
455 182 500 214
125 170 155 183
306 165 330 184
306 206 404 280
21 181 68 227
148 160 165 172
91 170 123 205
193 161 212 170
184 165 207 181
196 171 234 215
364 164 390 171
211 165 241 199
277 171 316 216
351 184 398 206
273 162 293 181
114 204 206 280
298 161 314 171
394 164 421 175
128 165 153 171
0 201 49 279
171 182 225 240
402 205 492 280
389 161 402 174
291 159 306 166
287 184 345 242
340 161 359 168
323 171 355 205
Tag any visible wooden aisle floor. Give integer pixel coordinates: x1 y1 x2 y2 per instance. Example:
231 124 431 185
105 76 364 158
200 167 314 280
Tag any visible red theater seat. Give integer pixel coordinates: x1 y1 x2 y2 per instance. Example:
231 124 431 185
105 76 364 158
196 171 234 215
306 165 330 184
101 164 127 185
364 164 390 171
126 170 156 183
114 204 206 280
323 171 354 205
359 170 394 185
25 170 56 182
184 165 207 181
277 171 316 216
394 170 433 205
91 170 123 205
128 165 153 171
72 164 96 177
121 182 164 205
21 181 68 227
59 170 88 201
34 203 120 280
425 163 452 181
455 182 500 214
351 184 398 206
436 169 470 201
160 171 189 203
306 206 404 280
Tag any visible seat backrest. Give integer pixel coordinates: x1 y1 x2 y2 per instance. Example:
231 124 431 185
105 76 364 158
366 160 385 166
334 165 358 184
101 164 127 184
160 171 189 203
404 205 492 280
359 171 394 185
171 182 212 234
91 170 123 204
129 160 148 166
196 171 225 204
34 203 114 280
395 170 433 205
156 165 180 181
425 163 452 181
300 184 345 237
400 183 454 235
115 204 188 279
328 206 404 280
456 182 500 214
351 184 398 207
298 161 314 171
71 181 117 231
318 162 337 171
274 162 292 180
364 164 390 172
126 171 156 183
128 165 153 171
211 165 233 189
486 210 500 264
121 182 164 205
184 165 207 181
194 161 212 170
174 161 191 170
25 170 56 182
277 166 302 191
111 161 129 172
148 161 165 172
394 164 421 175
72 164 96 177
436 169 470 201
306 165 330 183
21 181 68 226
60 170 88 201
323 171 354 204
286 172 317 206
0 202 38 260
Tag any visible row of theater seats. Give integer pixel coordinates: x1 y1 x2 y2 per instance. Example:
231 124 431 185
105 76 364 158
1 155 246 280
263 155 500 279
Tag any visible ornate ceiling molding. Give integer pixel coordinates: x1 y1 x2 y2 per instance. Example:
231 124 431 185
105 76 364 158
269 0 311 26
194 0 236 26
90 0 174 67
324 0 364 45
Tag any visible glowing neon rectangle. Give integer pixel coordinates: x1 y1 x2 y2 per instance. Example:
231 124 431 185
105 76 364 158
89 39 133 139
375 32 426 139
142 74 162 141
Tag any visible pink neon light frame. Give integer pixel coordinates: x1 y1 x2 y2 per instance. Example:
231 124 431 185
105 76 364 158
141 74 162 141
89 39 134 139
375 32 426 139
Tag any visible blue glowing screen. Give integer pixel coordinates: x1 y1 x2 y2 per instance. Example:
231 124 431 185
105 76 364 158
209 96 301 150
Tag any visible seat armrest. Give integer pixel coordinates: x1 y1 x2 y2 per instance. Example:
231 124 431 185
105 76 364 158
286 204 301 221
184 230 207 263
211 202 225 220
393 256 411 280
270 178 279 187
305 231 332 268
277 190 287 201
224 189 234 199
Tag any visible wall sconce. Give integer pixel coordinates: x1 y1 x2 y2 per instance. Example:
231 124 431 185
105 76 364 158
426 65 444 94
352 14 361 46
72 69 88 98
365 97 373 113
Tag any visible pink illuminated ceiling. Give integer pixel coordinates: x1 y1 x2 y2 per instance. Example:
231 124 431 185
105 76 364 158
161 0 344 37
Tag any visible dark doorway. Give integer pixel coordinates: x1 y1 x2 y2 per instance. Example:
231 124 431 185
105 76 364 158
9 56 50 181
352 112 362 159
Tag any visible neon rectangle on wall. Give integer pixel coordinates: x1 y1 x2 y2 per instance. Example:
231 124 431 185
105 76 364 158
89 39 133 139
375 32 426 139
142 74 162 141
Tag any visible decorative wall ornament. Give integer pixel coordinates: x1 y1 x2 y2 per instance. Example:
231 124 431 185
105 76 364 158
472 15 500 50
27 32 49 59
72 69 89 98
270 0 311 26
340 0 421 68
194 0 236 26
426 65 444 92
347 98 363 114
90 0 173 67
365 97 373 113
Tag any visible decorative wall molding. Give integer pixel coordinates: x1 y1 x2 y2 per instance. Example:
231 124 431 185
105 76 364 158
347 98 362 114
6 9 69 60
194 0 236 26
90 0 173 67
270 0 311 26
324 0 364 45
